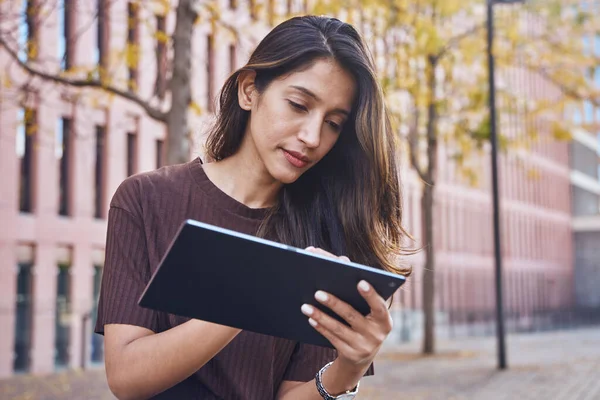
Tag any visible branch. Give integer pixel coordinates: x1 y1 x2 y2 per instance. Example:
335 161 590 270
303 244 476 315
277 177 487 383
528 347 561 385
533 66 600 108
524 30 600 66
435 24 485 62
408 107 427 182
197 0 241 43
0 36 167 122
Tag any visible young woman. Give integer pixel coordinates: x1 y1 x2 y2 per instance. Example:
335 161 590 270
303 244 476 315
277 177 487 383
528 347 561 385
95 15 410 400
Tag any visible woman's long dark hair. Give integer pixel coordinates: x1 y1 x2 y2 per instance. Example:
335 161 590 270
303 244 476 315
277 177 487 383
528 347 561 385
205 15 411 276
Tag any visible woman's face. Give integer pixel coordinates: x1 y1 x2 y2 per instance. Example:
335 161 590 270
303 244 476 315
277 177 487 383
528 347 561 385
239 59 356 185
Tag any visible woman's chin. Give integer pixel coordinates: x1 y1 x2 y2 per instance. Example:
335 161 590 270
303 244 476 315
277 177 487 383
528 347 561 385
275 173 302 185
269 166 305 185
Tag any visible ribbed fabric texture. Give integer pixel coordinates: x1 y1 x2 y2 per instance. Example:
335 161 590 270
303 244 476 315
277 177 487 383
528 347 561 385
94 158 341 399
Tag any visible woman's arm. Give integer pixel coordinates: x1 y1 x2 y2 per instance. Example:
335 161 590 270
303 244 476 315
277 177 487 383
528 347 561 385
104 320 241 400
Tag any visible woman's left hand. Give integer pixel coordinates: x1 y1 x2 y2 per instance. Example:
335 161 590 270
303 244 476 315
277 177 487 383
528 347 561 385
301 246 393 373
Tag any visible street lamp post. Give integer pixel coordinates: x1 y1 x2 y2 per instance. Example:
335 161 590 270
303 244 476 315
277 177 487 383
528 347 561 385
487 0 524 371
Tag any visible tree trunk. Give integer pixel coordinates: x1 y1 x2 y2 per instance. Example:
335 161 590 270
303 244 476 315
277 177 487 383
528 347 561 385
421 55 439 355
421 184 435 354
166 0 197 165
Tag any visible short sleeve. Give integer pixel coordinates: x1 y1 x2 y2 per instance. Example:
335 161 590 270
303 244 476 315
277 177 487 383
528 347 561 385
94 184 159 334
282 343 337 382
282 343 375 383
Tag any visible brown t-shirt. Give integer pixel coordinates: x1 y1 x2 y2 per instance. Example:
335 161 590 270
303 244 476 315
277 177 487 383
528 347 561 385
94 158 340 399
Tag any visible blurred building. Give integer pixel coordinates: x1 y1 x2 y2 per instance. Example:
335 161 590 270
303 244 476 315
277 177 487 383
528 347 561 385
571 128 600 308
571 30 600 309
392 6 580 340
395 69 576 339
0 0 593 379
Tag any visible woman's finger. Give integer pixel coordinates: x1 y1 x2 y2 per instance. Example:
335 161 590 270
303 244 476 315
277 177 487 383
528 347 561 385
311 290 368 332
305 246 336 258
305 247 350 262
306 317 355 355
301 302 359 343
357 280 393 327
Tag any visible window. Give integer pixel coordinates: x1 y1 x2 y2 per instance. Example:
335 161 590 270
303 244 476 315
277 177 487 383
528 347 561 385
571 141 599 179
572 103 583 125
14 263 33 373
127 2 139 92
91 265 104 363
572 187 600 217
207 35 215 113
18 108 36 213
55 263 71 369
19 0 37 61
229 44 236 74
127 132 137 176
584 101 594 124
94 126 106 219
96 0 109 75
268 0 275 25
249 0 257 20
57 118 72 216
57 0 73 70
156 139 164 169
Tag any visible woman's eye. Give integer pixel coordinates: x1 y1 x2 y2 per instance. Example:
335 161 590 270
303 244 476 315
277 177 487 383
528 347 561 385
288 100 307 112
327 121 342 131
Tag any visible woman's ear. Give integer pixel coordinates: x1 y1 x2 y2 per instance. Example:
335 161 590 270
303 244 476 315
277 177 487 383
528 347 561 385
237 70 257 111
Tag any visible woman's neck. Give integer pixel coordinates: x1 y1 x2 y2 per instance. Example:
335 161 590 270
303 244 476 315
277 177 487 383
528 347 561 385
202 143 281 210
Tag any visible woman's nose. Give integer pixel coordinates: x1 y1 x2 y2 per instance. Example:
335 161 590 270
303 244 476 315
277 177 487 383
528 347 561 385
298 117 321 148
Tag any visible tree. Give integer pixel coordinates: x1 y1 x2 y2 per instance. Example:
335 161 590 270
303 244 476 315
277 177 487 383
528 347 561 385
380 0 493 355
0 0 250 165
315 0 599 354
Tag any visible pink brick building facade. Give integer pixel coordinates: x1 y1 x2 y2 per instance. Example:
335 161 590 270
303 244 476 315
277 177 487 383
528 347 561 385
397 111 574 339
0 0 580 378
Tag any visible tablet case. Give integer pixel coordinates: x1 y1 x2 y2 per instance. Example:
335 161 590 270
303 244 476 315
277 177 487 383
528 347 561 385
138 219 406 348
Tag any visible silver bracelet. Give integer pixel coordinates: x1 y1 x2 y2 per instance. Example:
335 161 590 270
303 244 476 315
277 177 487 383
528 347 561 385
315 361 360 400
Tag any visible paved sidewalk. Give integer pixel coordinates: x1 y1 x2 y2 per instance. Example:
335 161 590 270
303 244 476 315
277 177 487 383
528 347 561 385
361 327 600 400
1 327 599 399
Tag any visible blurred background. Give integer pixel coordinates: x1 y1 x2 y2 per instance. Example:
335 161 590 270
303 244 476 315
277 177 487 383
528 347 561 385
0 0 599 399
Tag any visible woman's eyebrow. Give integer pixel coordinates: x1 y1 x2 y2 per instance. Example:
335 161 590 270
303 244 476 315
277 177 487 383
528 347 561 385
289 85 350 116
290 85 320 101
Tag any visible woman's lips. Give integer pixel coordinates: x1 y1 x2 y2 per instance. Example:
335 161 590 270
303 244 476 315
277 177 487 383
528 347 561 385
283 149 309 168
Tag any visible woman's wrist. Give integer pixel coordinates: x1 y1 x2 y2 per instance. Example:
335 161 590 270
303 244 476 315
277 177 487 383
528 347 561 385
319 358 367 396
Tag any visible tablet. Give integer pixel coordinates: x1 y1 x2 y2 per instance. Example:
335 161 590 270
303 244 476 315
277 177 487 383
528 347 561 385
138 219 406 348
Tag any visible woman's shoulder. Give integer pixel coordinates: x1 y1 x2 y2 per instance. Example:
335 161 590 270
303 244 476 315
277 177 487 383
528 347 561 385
109 159 198 214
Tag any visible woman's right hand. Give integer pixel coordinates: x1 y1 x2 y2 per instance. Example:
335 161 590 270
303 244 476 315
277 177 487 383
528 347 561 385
302 246 393 393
